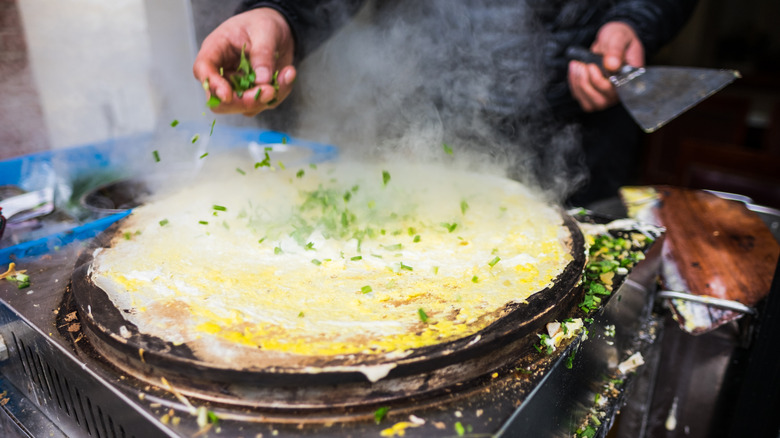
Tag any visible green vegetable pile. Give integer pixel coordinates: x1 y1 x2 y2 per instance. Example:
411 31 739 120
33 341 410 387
229 44 256 98
578 232 649 314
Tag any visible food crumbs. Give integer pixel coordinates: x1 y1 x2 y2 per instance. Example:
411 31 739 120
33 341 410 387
380 421 421 437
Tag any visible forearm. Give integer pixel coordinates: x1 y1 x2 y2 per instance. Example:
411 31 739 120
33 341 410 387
237 0 364 60
603 0 698 55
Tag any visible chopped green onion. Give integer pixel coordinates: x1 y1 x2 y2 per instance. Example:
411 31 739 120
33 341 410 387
309 163 317 170
361 285 372 294
213 205 227 212
400 262 413 271
281 136 288 144
472 275 479 283
236 167 246 175
418 308 429 323
207 95 221 108
298 311 304 317
277 161 286 170
311 259 321 266
382 170 391 186
443 143 453 155
123 231 132 240
191 134 199 144
383 243 403 251
258 237 266 244
454 421 465 436
461 200 469 215
351 256 363 261
304 242 315 250
199 152 209 159
198 220 208 225
488 256 501 267
413 235 421 243
170 119 179 127
210 119 216 136
152 150 160 162
442 222 458 232
159 219 169 226
433 266 439 275
374 406 390 424
206 410 219 426
274 246 282 255
296 169 305 178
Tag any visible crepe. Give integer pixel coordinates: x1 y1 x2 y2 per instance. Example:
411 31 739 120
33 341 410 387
88 159 574 361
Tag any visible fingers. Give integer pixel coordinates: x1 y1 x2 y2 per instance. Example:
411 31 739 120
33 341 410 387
568 61 618 112
591 22 645 71
193 8 296 116
569 21 645 112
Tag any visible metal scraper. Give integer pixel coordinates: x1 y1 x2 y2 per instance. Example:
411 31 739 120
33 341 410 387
566 46 741 133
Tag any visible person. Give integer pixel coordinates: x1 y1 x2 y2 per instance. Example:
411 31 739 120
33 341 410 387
193 0 697 205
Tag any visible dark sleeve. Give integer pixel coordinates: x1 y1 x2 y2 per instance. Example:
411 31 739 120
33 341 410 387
237 0 364 60
603 0 699 55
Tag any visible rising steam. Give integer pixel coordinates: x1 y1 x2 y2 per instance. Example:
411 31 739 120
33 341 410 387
264 0 587 203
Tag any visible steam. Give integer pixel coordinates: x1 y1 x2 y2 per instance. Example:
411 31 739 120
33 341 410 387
269 0 587 203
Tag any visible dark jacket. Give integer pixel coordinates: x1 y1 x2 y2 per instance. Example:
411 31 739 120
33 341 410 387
238 0 697 121
235 0 697 204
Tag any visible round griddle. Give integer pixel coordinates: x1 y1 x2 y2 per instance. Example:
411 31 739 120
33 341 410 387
72 213 586 409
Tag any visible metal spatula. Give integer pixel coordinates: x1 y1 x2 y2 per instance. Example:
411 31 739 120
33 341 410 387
566 46 741 133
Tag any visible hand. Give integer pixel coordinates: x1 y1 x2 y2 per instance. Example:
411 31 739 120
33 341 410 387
193 8 296 117
567 21 644 112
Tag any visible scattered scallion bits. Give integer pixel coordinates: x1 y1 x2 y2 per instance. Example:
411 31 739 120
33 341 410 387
443 143 453 155
311 259 321 266
213 205 227 212
210 119 216 136
461 200 469 215
206 95 221 108
418 308 429 323
351 255 363 261
191 134 199 144
296 169 305 178
198 220 208 225
400 262 413 271
374 406 390 424
472 275 479 283
236 167 246 175
152 150 160 162
488 256 501 267
274 246 282 255
159 219 169 226
361 285 372 294
199 152 208 159
382 170 391 186
170 119 179 127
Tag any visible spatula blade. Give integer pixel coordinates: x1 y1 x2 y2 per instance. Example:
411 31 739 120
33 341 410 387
616 67 740 133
